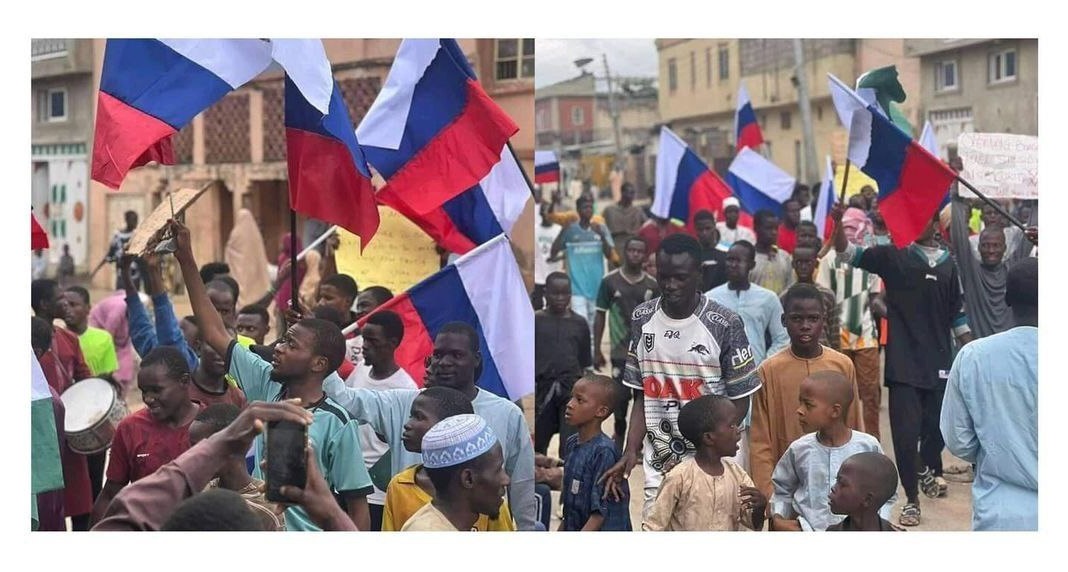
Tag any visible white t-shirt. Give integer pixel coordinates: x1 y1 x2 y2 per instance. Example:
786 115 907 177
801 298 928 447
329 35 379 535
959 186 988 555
535 213 563 285
344 365 418 505
716 222 757 247
345 335 363 368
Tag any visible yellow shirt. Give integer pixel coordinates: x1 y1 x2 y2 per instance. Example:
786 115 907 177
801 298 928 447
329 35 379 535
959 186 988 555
382 464 515 531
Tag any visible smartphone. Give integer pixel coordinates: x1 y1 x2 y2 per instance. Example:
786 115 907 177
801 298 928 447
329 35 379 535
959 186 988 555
265 419 308 503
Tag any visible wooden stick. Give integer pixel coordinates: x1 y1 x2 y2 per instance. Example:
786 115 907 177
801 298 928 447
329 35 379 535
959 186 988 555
839 159 851 203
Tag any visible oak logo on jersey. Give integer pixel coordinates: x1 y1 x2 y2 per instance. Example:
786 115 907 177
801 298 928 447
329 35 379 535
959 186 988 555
644 332 655 352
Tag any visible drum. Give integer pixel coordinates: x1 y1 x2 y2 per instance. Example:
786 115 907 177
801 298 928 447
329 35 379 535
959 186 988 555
60 378 129 455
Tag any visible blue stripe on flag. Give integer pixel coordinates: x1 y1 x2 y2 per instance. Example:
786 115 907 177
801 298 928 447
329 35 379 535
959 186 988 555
669 148 709 221
442 185 506 246
864 108 910 200
726 172 785 218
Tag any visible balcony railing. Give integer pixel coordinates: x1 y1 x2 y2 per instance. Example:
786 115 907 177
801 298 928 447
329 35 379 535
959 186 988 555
31 39 69 62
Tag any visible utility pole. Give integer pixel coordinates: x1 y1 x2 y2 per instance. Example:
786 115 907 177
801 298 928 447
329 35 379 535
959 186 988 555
602 53 625 172
793 38 819 184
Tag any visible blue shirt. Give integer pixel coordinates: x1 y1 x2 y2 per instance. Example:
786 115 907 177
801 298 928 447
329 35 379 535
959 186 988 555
561 433 631 531
706 283 789 367
561 223 613 300
941 326 1037 531
126 292 198 370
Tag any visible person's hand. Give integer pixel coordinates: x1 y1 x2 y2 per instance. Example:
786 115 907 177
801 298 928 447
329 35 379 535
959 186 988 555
739 486 766 515
276 259 293 284
594 349 607 371
534 453 564 469
118 254 137 293
168 219 193 262
830 202 847 224
275 445 353 531
284 303 306 329
1025 226 1037 246
211 399 312 457
598 450 639 502
326 233 341 253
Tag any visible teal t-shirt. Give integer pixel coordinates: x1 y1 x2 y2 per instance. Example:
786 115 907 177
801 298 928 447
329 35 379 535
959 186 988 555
227 342 373 531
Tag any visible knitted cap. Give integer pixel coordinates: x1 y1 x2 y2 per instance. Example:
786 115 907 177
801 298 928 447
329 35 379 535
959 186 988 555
421 414 498 469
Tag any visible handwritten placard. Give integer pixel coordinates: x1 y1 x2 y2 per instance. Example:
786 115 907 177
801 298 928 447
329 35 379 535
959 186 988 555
958 133 1038 199
336 206 440 293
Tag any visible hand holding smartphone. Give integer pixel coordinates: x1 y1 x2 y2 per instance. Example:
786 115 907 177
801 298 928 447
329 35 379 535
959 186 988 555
265 419 309 503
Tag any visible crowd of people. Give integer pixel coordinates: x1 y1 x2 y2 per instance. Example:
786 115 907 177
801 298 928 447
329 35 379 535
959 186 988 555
534 179 1038 531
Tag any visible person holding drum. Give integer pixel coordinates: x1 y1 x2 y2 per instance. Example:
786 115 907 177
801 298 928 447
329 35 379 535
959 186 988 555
89 346 204 526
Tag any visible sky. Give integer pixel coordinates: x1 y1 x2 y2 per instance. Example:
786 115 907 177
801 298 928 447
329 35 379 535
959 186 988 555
534 39 658 88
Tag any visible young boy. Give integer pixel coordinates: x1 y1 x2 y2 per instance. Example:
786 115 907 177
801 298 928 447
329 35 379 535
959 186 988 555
62 286 120 380
236 304 271 345
827 452 902 531
401 414 511 531
644 394 766 531
187 403 286 530
560 374 632 531
769 371 892 531
749 283 864 500
189 333 248 408
382 387 514 531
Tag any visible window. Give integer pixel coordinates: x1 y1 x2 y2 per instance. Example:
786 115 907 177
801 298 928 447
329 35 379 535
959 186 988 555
781 111 792 130
936 60 959 92
989 49 1017 84
495 39 534 81
718 45 730 80
668 58 678 92
706 48 712 87
571 106 585 126
690 51 696 91
38 88 67 122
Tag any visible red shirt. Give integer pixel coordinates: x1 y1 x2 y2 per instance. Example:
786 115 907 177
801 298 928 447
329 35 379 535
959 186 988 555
188 380 248 409
38 345 94 517
778 224 797 254
637 221 691 258
107 406 201 485
40 326 93 393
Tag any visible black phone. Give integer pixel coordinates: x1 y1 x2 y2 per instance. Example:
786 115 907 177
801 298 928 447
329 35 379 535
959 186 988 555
265 419 308 503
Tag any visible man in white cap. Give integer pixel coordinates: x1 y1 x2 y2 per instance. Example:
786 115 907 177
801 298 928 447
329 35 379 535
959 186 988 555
716 197 757 248
401 414 510 531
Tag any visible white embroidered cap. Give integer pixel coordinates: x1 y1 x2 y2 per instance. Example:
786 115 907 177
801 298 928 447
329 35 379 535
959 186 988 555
421 414 498 469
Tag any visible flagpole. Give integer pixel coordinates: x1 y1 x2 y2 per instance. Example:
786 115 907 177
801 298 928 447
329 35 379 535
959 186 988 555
954 175 1034 242
298 225 338 261
290 208 298 311
506 141 536 199
839 159 851 203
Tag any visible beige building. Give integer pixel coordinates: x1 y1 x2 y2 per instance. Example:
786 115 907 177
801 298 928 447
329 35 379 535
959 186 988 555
905 39 1037 160
31 39 534 289
656 39 922 184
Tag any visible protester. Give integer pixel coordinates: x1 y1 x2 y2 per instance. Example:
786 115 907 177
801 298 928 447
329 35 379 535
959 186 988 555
716 197 756 247
401 414 510 531
559 375 631 531
224 207 271 308
236 304 271 345
32 317 67 531
644 395 765 531
941 258 1038 531
600 234 759 521
317 273 362 364
58 244 76 287
274 232 307 332
831 203 973 527
636 215 689 259
93 210 141 290
602 182 647 262
751 209 794 295
534 201 564 311
694 210 728 291
778 199 801 254
63 286 119 380
769 371 892 531
793 185 813 222
826 452 902 532
88 289 136 392
550 194 615 328
708 241 789 368
354 286 394 321
785 244 840 351
534 271 591 460
750 283 864 499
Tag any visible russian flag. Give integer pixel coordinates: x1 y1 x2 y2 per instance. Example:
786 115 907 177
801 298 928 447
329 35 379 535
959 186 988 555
379 146 531 255
920 120 952 212
653 127 734 228
534 150 560 184
356 39 519 215
725 147 796 221
91 39 273 189
847 98 957 248
735 84 764 151
814 156 837 240
272 40 380 248
32 211 49 250
356 235 532 400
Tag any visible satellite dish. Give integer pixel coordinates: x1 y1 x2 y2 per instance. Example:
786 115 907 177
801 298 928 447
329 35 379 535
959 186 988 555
574 57 594 69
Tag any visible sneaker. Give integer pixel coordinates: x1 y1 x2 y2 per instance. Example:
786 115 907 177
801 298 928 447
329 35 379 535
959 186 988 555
918 467 940 499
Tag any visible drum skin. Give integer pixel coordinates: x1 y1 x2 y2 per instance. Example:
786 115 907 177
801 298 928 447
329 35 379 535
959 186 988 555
60 378 130 455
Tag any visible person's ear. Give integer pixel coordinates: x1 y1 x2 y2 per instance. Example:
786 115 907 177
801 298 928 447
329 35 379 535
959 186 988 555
701 431 716 446
596 404 610 419
460 467 476 490
781 313 788 328
310 355 329 374
178 372 191 386
861 490 875 509
831 402 843 419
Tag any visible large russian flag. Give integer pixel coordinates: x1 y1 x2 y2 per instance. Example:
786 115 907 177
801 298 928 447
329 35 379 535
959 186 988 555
652 127 734 228
725 147 796 221
356 235 532 400
735 84 764 151
356 39 519 215
91 39 273 189
272 40 380 248
534 150 560 184
379 146 531 255
848 101 956 248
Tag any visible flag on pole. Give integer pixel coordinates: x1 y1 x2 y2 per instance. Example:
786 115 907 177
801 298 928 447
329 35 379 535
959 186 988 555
652 127 734 227
534 150 560 183
31 350 64 495
356 39 519 215
735 84 764 151
272 39 380 249
725 147 796 220
829 73 879 130
919 120 953 213
814 156 837 240
91 39 273 188
357 235 532 400
31 211 49 250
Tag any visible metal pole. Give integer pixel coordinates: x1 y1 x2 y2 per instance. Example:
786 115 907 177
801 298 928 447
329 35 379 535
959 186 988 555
298 225 338 261
602 53 625 172
793 39 820 184
955 175 1033 241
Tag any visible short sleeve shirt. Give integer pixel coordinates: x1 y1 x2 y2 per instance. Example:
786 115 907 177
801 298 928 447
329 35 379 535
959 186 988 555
106 407 198 485
226 341 374 531
622 295 760 477
77 327 119 377
561 433 632 531
595 270 658 362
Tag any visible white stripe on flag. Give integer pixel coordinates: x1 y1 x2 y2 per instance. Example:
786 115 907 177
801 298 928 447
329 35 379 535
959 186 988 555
920 120 939 157
480 146 531 237
828 73 879 129
847 108 874 168
534 150 558 167
727 147 796 203
455 235 534 400
158 39 273 88
269 39 334 115
355 39 441 150
31 349 50 401
653 126 687 219
814 155 836 238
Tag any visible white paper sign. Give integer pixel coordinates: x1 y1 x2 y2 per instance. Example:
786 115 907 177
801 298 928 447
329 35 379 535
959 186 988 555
958 133 1038 199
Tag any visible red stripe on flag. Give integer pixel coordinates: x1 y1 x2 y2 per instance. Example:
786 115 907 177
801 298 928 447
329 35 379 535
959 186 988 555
31 213 49 250
378 189 478 255
380 79 519 215
534 171 559 184
91 92 176 189
880 143 956 248
687 170 734 229
737 123 764 151
286 128 380 249
357 294 434 387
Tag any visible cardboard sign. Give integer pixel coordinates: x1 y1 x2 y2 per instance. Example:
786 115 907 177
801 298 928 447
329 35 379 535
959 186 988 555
335 206 440 294
958 133 1038 199
125 186 210 256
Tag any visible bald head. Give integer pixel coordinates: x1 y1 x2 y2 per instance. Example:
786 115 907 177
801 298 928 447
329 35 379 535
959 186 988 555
842 452 899 506
805 370 854 410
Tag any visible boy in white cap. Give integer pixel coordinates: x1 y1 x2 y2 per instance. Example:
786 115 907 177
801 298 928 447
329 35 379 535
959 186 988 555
401 414 511 531
716 197 757 248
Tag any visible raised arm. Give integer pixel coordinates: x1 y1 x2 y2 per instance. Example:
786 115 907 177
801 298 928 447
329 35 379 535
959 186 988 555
171 219 233 358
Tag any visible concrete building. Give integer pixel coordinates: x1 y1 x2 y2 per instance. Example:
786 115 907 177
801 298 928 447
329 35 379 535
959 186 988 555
30 39 534 289
905 39 1037 160
655 39 922 184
